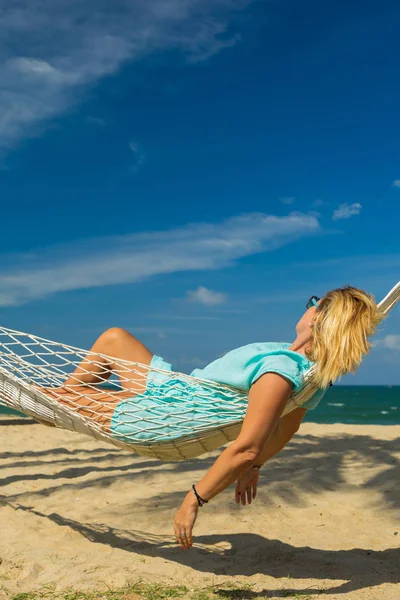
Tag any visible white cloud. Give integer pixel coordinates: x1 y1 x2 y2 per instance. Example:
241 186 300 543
129 140 145 171
0 212 320 306
187 286 227 305
375 335 400 351
332 202 362 221
392 179 400 188
0 0 252 154
280 197 295 205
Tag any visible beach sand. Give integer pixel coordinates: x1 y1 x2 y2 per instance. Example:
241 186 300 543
0 417 398 599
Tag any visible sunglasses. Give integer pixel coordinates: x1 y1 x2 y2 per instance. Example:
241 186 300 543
306 296 320 310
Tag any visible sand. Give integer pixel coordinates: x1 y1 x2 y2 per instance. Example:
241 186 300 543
0 417 399 599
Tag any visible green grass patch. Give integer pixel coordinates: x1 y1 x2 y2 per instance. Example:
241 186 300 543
5 581 321 600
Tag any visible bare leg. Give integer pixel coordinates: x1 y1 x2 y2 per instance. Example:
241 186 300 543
42 386 134 429
64 327 154 394
42 328 155 430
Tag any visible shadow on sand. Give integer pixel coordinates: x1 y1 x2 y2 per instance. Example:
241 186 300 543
1 418 399 596
2 503 399 597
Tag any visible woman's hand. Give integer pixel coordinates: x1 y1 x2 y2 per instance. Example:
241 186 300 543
174 492 199 550
235 467 260 505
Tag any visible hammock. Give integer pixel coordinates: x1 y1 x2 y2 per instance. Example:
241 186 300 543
1 282 399 461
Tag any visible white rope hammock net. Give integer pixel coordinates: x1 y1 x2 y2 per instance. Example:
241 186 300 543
1 282 399 461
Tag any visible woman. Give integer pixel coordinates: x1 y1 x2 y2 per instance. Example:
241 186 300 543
42 285 383 549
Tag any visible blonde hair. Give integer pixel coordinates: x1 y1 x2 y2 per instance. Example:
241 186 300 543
306 286 384 389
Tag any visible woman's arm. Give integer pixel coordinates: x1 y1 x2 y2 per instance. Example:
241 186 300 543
254 407 307 465
173 372 293 548
234 407 307 505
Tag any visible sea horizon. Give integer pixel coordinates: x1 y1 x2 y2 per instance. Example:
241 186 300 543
1 385 399 426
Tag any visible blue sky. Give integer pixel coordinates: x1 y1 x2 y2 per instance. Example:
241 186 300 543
0 0 399 384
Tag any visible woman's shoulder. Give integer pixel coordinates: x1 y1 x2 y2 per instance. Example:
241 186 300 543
256 343 314 381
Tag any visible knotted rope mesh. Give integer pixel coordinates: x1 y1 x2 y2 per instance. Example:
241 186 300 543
1 281 398 461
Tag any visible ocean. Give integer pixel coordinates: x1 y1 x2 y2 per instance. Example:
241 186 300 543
1 385 399 425
302 385 400 425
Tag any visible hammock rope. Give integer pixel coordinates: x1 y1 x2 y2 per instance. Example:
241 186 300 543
1 281 399 461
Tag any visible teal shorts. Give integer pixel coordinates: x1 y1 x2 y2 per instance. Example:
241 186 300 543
110 355 245 445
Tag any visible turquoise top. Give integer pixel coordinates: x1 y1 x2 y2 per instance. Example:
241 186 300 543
191 342 325 410
110 342 325 445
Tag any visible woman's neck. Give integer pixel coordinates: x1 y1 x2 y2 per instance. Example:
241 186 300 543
288 333 311 356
